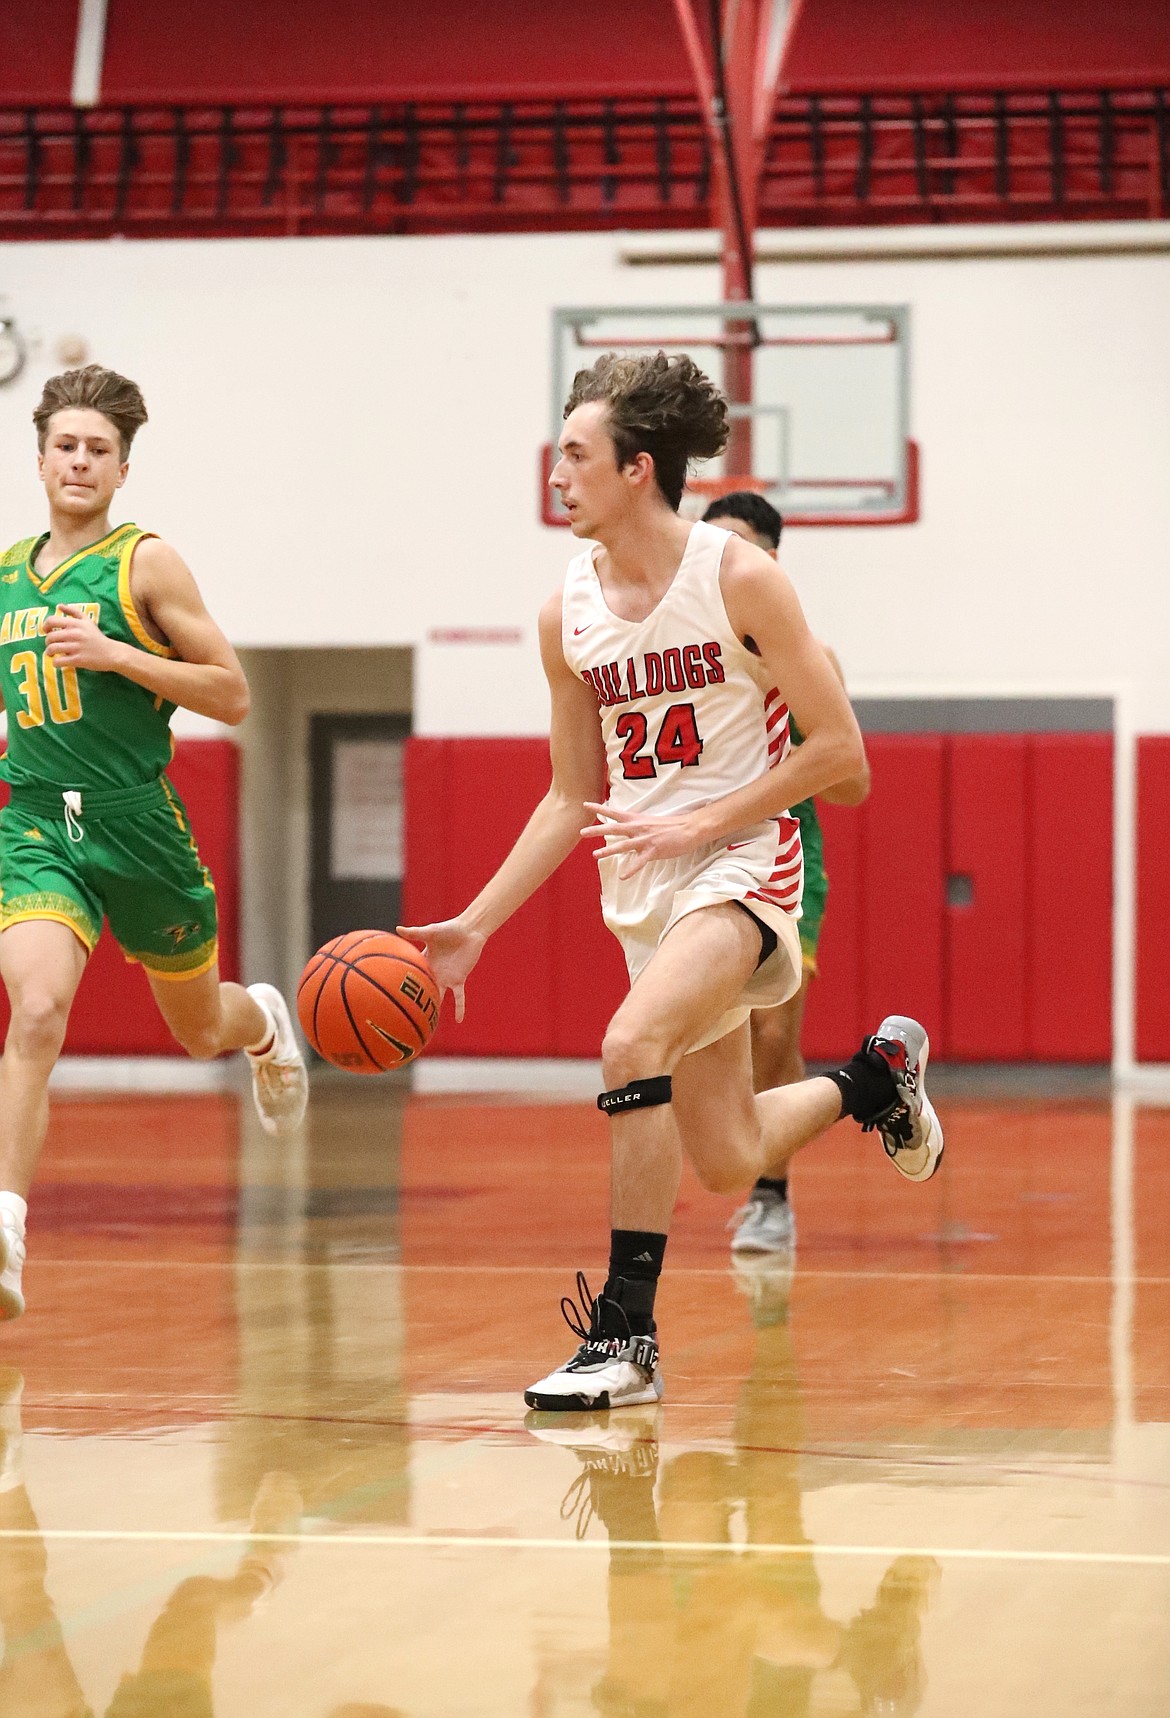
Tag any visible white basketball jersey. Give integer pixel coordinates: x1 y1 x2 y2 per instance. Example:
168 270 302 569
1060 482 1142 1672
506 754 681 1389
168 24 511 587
561 520 802 917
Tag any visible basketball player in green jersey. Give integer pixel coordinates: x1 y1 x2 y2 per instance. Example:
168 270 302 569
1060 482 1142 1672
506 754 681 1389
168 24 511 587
702 493 869 1258
0 365 307 1319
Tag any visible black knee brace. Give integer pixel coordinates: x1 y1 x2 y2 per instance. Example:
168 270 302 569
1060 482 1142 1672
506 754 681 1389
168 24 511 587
597 1076 673 1116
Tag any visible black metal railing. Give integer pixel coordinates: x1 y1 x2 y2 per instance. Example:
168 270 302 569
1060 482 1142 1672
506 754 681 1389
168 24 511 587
0 88 1165 239
763 88 1169 224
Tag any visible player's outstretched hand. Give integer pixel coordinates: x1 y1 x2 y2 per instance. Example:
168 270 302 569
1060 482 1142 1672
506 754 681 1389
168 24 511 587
582 801 707 880
396 919 485 1024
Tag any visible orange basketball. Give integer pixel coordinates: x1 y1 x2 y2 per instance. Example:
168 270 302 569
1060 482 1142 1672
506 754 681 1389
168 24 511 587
297 930 440 1073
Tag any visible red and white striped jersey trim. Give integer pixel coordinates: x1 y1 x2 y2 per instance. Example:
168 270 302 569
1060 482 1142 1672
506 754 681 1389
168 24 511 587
746 812 803 915
764 685 791 770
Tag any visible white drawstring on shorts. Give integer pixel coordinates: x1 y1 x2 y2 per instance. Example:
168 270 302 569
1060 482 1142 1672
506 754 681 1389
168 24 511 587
63 790 84 843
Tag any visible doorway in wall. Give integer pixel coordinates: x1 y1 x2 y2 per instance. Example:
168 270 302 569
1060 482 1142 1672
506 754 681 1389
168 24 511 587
309 713 411 954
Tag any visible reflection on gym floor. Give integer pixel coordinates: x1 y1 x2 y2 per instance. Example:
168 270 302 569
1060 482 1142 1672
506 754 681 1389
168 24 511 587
529 1287 939 1717
0 1080 1165 1716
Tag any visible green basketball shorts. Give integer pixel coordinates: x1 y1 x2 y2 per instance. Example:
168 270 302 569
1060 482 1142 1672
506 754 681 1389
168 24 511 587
0 776 218 980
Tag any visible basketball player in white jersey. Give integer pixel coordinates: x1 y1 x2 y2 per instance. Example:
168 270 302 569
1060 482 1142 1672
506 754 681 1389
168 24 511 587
400 353 942 1412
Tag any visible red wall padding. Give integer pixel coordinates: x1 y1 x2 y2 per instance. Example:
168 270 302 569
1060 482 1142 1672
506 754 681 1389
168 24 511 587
102 0 692 105
802 737 948 1059
0 739 240 1055
945 735 1030 1059
781 0 1170 94
1030 734 1113 1059
858 736 947 1050
0 5 78 103
401 737 557 1056
807 732 1113 1062
403 735 625 1057
1135 735 1170 1062
404 731 1113 1062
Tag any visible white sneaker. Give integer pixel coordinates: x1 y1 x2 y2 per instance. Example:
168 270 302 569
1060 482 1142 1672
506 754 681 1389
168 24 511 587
245 984 308 1137
728 1188 796 1254
524 1275 663 1413
0 1215 26 1321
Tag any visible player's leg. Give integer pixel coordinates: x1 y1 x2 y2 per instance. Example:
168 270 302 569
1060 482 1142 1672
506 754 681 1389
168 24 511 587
0 922 88 1195
736 856 825 1258
525 903 778 1412
146 967 308 1136
146 964 270 1059
750 974 810 1092
676 1008 942 1195
100 798 307 1135
0 921 89 1319
730 978 811 1257
673 1019 841 1195
525 904 943 1411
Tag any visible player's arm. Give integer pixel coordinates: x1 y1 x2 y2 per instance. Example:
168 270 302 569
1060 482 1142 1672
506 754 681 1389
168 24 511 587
398 591 607 1020
814 643 870 806
593 539 865 872
41 538 250 725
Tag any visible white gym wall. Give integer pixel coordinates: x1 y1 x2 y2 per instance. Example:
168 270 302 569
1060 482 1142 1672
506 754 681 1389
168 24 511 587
1 221 1167 735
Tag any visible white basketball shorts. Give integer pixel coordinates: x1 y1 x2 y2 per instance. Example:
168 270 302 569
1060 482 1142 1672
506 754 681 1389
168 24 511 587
598 820 804 1052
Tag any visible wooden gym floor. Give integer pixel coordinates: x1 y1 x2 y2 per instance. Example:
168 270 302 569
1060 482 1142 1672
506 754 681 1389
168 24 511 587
0 1075 1167 1716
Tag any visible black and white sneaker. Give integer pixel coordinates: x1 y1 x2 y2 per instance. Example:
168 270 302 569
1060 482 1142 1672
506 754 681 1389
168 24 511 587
523 1273 664 1413
863 1015 944 1183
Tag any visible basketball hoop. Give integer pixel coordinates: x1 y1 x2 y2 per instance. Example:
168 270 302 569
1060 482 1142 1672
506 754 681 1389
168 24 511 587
541 303 919 529
685 474 771 499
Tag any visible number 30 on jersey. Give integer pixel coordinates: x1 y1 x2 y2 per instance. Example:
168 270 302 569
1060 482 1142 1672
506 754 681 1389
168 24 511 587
8 650 82 728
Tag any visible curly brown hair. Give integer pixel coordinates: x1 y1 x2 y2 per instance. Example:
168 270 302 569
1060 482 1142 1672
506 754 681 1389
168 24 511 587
33 365 148 460
564 352 729 511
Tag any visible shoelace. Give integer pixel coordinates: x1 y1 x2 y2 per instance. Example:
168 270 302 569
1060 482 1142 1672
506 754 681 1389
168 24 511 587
561 1469 600 1539
559 1270 659 1374
861 1038 917 1151
862 1101 917 1159
559 1445 660 1540
254 1060 301 1103
0 1220 24 1273
560 1270 601 1342
559 1271 627 1368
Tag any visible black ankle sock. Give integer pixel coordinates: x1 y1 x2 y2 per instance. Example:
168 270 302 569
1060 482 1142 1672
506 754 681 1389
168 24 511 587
608 1229 667 1284
604 1230 667 1336
828 1047 896 1124
754 1176 788 1201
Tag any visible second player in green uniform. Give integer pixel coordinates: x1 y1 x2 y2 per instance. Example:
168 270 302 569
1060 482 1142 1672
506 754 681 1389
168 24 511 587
700 494 869 1264
0 365 310 1321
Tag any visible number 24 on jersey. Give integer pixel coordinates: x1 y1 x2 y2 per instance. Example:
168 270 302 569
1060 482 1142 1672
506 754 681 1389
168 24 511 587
615 703 702 779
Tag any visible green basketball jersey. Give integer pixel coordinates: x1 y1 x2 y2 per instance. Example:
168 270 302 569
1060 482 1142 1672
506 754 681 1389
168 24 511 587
0 523 176 792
